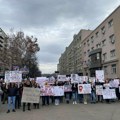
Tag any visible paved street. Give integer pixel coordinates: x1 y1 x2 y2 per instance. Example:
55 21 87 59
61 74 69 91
0 102 120 120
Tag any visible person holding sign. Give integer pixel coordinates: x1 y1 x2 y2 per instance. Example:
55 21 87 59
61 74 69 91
33 83 40 109
22 79 32 112
72 83 78 104
64 81 72 104
103 79 111 103
90 82 96 104
6 83 18 113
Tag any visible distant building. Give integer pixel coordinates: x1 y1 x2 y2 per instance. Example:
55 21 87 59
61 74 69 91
58 29 92 75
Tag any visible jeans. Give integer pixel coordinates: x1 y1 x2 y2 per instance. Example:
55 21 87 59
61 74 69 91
84 94 88 103
97 95 103 102
90 91 96 103
65 92 70 101
78 94 83 103
23 103 31 111
42 96 49 105
72 92 78 102
8 96 16 110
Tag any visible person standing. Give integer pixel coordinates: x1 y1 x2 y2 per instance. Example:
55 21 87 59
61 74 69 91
90 82 96 103
72 83 78 104
22 80 32 111
33 83 40 109
6 83 18 113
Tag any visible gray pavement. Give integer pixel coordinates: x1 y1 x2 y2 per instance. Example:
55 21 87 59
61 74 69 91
0 102 120 120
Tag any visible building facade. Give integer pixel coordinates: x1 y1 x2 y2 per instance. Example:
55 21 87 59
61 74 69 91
82 5 120 78
58 6 120 78
58 29 92 75
0 28 8 77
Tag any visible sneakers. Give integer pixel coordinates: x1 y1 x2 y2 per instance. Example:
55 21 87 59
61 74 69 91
84 102 87 104
6 110 10 113
75 101 77 104
73 101 77 104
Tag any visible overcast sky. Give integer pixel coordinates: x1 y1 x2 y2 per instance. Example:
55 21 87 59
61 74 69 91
0 0 120 74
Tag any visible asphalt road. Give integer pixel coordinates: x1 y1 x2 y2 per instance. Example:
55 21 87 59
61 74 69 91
0 102 120 120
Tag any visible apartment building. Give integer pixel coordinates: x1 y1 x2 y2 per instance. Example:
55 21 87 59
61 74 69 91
0 28 8 77
82 6 120 78
58 29 92 75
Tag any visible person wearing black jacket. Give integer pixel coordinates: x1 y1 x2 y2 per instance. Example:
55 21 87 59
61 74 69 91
72 83 78 104
6 83 18 113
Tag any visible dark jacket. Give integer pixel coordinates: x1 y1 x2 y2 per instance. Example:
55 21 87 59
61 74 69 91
72 84 78 92
7 87 18 97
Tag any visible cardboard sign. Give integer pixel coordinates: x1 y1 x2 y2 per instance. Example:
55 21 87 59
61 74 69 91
78 84 91 94
22 87 40 103
96 85 103 95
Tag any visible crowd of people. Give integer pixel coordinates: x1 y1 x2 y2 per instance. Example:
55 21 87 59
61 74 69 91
0 78 120 113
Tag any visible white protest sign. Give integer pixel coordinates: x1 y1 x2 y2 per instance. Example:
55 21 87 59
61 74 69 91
113 79 119 88
96 70 104 82
53 86 64 96
36 77 48 85
5 71 22 83
5 71 11 83
103 89 116 99
77 76 83 83
22 87 40 103
64 85 72 92
71 74 79 83
96 85 103 95
78 84 91 94
57 75 67 81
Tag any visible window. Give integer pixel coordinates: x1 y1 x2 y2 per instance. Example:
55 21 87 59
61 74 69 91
110 34 115 44
84 42 86 46
96 32 99 38
87 49 90 55
79 36 81 40
103 53 107 61
96 43 101 48
91 36 94 43
91 47 94 50
0 40 3 43
87 39 90 46
110 49 115 57
84 52 86 56
102 39 106 46
104 66 108 74
97 53 100 59
101 26 105 35
108 19 113 27
111 64 116 74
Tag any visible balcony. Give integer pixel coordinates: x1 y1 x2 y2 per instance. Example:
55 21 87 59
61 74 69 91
89 60 102 69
